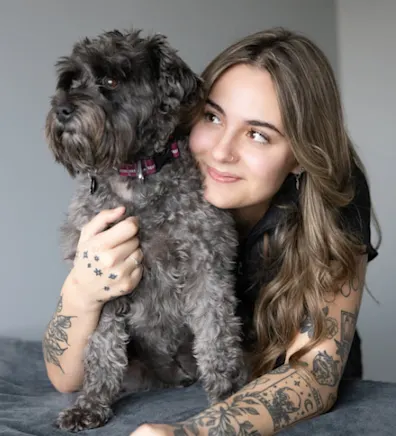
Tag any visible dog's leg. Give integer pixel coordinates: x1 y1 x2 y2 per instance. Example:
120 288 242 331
147 348 198 388
187 273 249 404
130 331 198 388
55 301 128 432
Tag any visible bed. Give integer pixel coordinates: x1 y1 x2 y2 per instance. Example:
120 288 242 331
0 336 394 435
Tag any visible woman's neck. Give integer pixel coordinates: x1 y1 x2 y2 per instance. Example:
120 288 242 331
232 202 270 241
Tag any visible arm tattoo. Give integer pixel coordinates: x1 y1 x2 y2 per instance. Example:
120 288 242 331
340 276 360 298
270 364 292 374
335 309 357 370
312 351 340 387
312 306 358 386
325 392 337 412
43 295 76 372
300 307 338 339
300 316 314 338
323 307 338 339
171 368 323 435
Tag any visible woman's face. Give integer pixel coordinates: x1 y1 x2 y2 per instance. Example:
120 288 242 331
189 64 299 225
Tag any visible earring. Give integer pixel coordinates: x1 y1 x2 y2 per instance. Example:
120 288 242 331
295 167 305 191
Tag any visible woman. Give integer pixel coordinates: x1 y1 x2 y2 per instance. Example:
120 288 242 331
43 28 379 435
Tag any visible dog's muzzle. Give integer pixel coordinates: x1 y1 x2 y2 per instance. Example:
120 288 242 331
55 103 75 123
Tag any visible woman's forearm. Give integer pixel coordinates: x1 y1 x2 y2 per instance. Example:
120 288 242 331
170 363 332 436
42 275 101 393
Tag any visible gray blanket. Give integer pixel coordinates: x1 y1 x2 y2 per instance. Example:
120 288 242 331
0 337 394 435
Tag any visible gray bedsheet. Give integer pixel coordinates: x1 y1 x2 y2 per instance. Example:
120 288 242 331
0 336 394 435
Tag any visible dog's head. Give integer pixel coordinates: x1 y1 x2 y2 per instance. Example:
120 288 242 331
45 29 201 176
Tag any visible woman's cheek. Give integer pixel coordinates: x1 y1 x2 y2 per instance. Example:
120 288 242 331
244 152 270 181
189 123 213 155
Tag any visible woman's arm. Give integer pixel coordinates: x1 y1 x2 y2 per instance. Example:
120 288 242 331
43 208 143 393
131 254 367 436
43 275 102 393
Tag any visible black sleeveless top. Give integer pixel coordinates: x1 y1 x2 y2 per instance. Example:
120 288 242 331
235 166 378 377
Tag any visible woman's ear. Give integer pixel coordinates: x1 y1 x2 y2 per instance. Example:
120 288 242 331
291 165 305 175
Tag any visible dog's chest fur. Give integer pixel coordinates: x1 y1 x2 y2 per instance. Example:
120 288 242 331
60 139 237 340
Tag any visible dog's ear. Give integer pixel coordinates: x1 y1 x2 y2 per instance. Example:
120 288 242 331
146 34 203 112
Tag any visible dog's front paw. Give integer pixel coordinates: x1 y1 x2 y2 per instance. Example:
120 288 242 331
55 405 113 432
204 362 250 405
233 365 250 391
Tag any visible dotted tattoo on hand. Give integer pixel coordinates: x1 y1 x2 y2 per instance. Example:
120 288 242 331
109 273 117 280
94 268 103 276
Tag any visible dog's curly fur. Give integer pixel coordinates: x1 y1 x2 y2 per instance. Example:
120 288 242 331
45 29 247 432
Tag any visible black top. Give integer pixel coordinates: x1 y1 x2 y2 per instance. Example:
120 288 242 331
235 165 378 375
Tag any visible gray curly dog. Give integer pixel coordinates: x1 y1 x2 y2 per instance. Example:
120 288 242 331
45 28 247 432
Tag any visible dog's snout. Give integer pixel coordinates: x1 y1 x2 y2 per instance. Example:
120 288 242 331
56 103 75 122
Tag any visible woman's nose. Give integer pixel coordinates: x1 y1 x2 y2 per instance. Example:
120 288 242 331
211 133 238 163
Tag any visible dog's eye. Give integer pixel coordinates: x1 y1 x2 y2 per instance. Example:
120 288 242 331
102 77 119 89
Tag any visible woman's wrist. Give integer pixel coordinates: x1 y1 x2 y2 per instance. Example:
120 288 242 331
61 271 104 316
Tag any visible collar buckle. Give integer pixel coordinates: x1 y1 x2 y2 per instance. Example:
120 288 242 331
136 160 145 183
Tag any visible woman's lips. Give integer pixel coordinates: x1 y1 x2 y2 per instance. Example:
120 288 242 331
206 165 242 183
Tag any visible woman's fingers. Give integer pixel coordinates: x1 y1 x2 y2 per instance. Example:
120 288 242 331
94 216 139 250
100 237 141 268
79 207 126 242
125 248 144 272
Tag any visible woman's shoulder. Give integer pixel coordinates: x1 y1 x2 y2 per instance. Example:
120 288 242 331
338 164 378 262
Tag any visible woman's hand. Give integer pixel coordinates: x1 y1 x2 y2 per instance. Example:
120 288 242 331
130 423 184 436
64 206 144 313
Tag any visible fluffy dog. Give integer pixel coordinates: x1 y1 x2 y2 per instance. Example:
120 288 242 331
45 29 247 431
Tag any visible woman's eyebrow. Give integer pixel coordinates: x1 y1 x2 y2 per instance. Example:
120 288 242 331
247 119 284 137
206 98 225 115
206 98 284 137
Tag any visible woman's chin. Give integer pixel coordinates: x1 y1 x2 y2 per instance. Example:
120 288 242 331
203 189 236 209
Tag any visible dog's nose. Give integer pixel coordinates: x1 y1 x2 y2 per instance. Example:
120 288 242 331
56 103 75 122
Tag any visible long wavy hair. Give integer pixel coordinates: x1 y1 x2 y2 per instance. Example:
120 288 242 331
188 28 381 377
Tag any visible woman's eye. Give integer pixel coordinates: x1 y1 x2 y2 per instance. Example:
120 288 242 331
248 129 268 144
204 112 221 124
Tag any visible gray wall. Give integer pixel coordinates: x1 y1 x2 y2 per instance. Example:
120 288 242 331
337 0 396 383
0 0 338 343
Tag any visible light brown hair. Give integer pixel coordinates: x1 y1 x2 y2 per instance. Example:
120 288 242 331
191 28 380 376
